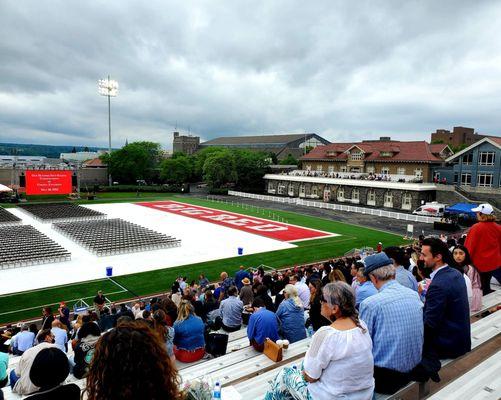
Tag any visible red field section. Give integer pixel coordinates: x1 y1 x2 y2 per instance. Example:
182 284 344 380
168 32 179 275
136 201 331 242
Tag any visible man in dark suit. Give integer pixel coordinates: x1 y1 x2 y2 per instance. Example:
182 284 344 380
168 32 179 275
414 237 471 381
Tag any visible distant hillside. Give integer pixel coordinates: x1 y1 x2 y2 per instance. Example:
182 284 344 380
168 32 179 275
0 143 105 158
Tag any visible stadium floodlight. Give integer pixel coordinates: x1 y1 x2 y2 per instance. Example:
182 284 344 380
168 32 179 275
98 76 119 186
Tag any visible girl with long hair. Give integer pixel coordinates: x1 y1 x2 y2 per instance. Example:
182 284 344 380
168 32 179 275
453 245 482 312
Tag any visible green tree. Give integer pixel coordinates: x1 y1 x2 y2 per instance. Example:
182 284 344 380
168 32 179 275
279 154 298 165
160 156 192 184
193 147 227 180
101 141 162 184
203 150 237 189
233 149 271 192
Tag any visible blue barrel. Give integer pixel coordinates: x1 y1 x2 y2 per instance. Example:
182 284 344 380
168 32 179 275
238 247 244 256
106 266 113 277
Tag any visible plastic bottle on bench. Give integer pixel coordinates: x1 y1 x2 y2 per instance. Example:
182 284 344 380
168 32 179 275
212 381 221 399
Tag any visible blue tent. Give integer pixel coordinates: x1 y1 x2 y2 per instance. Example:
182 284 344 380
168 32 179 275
445 203 479 217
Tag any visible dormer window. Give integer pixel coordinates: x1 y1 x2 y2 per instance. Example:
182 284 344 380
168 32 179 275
326 151 337 157
380 151 393 157
350 151 364 161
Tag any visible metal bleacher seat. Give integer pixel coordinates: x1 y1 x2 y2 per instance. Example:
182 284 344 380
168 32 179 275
426 350 501 400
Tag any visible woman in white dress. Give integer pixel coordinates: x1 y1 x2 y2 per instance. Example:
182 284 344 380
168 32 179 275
265 282 375 400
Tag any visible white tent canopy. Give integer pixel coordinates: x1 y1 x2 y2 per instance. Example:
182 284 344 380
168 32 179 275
0 183 13 192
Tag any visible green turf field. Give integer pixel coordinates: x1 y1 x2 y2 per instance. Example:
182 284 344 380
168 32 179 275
0 196 408 324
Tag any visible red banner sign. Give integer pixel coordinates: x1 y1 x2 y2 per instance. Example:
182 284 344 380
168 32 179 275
25 170 73 195
137 201 332 242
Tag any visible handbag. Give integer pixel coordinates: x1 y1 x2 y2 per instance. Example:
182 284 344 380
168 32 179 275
263 338 283 362
206 332 229 357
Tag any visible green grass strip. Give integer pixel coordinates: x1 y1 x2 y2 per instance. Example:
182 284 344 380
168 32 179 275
0 196 408 324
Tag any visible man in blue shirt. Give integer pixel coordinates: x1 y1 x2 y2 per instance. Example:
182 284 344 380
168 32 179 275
10 326 35 356
385 246 418 291
247 298 279 352
218 286 244 332
234 266 251 291
360 252 423 394
355 267 378 308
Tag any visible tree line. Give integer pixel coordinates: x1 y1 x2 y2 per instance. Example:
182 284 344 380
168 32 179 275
101 141 298 192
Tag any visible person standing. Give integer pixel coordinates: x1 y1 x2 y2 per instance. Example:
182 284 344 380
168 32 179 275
40 308 54 331
57 302 71 332
93 291 106 318
465 203 501 295
234 266 250 291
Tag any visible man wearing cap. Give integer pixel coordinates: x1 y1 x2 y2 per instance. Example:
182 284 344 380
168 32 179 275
359 252 423 394
239 277 254 306
465 203 501 295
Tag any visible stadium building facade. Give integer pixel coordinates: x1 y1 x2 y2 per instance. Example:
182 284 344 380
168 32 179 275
263 138 448 211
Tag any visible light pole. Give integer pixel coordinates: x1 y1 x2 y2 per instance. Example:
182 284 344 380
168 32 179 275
98 76 119 186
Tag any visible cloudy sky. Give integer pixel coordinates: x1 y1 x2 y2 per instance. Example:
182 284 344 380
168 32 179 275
1 1 500 149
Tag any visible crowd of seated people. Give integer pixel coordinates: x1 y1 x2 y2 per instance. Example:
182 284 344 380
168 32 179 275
283 169 423 183
0 203 499 399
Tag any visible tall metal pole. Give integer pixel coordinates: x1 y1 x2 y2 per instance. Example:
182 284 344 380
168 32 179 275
98 75 118 187
108 86 112 187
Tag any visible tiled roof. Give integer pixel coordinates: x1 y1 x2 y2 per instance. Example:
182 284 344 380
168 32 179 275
487 136 501 146
428 144 450 154
201 133 322 146
82 158 105 167
301 140 443 163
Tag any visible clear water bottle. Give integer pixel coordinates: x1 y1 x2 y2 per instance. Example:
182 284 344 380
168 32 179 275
307 325 314 337
212 381 221 399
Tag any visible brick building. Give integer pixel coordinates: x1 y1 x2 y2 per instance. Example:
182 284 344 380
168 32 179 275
299 138 451 182
262 138 451 212
431 126 486 148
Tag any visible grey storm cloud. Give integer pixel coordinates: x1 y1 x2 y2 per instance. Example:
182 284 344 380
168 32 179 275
0 0 500 149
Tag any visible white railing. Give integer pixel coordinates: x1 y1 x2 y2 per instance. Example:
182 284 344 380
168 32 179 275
227 190 440 224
